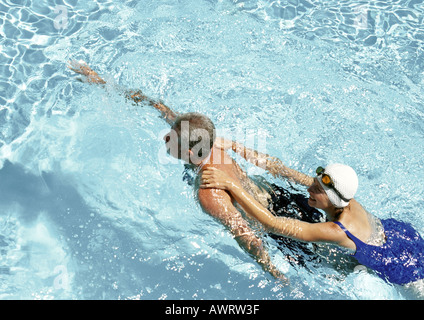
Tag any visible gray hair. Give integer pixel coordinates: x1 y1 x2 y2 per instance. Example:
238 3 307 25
172 112 216 160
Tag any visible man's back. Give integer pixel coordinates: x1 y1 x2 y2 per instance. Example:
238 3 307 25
196 145 285 279
198 145 267 223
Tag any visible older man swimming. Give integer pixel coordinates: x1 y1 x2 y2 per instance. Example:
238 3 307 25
68 60 291 281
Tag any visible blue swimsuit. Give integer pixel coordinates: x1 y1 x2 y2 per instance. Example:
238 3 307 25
334 219 424 285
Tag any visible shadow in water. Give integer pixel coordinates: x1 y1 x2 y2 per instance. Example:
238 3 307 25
0 160 160 299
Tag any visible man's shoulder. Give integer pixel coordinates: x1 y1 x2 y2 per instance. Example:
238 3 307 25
197 187 230 204
197 185 235 215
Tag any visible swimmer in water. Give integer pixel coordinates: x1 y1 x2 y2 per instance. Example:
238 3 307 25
201 142 424 297
68 60 298 282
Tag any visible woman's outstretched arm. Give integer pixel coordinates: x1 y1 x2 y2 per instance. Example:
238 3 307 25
215 138 314 187
200 167 340 244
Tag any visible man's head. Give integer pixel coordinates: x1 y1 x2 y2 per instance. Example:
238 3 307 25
163 112 216 164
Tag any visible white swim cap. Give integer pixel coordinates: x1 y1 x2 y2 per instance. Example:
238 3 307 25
317 163 358 208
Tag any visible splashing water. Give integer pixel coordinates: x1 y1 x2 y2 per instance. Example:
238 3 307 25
0 0 423 299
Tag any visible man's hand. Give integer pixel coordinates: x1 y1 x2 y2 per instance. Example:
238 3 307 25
68 60 106 84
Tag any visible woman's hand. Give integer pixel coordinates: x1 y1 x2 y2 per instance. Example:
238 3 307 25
68 60 106 84
200 167 239 191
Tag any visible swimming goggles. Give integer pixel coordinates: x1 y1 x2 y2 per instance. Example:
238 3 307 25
316 166 351 202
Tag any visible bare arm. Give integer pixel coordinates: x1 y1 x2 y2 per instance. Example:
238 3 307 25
198 187 288 283
201 167 342 244
216 138 314 187
68 60 178 125
123 90 178 125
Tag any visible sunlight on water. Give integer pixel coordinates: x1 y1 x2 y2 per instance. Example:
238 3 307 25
0 0 423 299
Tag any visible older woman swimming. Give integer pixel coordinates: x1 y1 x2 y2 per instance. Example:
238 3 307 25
200 141 424 295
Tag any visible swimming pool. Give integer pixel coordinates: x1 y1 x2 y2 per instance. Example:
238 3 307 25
0 0 423 300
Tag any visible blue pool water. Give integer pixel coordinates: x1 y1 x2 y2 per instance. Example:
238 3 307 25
0 0 423 299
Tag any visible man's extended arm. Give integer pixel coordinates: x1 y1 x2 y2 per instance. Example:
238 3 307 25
124 90 178 125
68 60 178 125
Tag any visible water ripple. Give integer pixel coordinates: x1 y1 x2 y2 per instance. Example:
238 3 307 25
0 0 423 299
232 0 424 87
